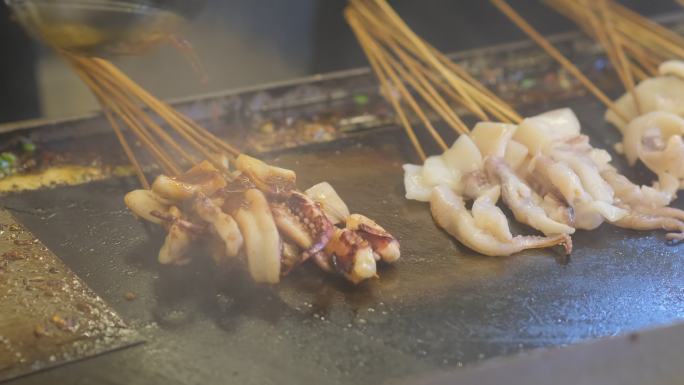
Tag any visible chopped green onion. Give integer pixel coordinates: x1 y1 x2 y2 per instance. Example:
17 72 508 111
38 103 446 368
353 94 369 106
0 152 16 165
21 141 36 153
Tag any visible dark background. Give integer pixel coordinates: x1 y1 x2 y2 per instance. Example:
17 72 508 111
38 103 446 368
0 0 680 123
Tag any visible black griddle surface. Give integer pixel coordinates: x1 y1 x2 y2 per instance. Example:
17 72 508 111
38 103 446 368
2 98 684 385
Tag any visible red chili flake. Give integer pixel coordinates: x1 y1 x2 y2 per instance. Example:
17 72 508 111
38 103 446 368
124 292 137 301
1 251 24 261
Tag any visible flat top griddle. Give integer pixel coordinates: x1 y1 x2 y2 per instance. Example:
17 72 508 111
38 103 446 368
0 209 139 382
1 18 684 385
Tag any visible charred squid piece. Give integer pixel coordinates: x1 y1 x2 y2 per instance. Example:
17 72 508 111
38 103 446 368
311 251 334 273
346 214 400 263
124 189 173 225
280 241 303 275
220 174 256 194
232 189 282 284
152 161 227 201
234 154 296 194
323 228 377 284
158 206 194 265
430 186 572 257
192 193 243 258
149 209 207 234
270 191 334 260
304 182 350 225
485 157 575 236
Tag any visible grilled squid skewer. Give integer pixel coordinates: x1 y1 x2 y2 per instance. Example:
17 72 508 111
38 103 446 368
346 214 401 263
470 186 513 242
232 189 282 284
193 194 243 259
158 206 194 266
323 228 377 284
485 157 575 236
430 186 572 257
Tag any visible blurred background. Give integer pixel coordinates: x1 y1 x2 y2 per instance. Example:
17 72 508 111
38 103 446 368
0 0 679 124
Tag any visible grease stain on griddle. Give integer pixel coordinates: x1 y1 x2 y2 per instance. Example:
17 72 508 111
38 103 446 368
0 209 139 382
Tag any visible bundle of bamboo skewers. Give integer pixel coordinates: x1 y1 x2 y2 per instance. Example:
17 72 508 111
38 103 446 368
345 0 522 160
62 52 240 189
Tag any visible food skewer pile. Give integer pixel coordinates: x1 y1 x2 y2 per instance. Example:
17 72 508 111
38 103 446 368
63 52 400 284
494 0 684 195
347 0 684 257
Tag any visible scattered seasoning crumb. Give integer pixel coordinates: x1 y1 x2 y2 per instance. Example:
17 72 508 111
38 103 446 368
1 251 24 261
50 314 76 331
34 324 49 338
9 224 20 231
124 292 137 301
75 302 91 313
28 276 46 283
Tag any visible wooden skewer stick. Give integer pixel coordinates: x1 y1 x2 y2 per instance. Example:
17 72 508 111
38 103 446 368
347 0 532 160
347 8 429 159
491 0 628 124
592 0 641 114
385 49 470 134
70 56 198 164
358 0 489 120
352 0 522 124
62 49 243 186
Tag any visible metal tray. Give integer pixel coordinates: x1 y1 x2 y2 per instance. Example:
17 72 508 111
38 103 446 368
1 17 684 385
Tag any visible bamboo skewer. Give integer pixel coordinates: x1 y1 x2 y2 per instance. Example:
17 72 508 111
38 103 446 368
346 10 428 159
346 0 522 159
61 51 242 187
352 0 521 124
541 0 684 108
491 0 629 124
350 12 449 153
594 0 641 114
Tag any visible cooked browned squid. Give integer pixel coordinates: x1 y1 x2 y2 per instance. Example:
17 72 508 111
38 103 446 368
125 154 400 284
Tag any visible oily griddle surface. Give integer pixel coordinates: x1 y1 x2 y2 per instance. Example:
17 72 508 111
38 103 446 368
2 98 684 385
0 209 138 382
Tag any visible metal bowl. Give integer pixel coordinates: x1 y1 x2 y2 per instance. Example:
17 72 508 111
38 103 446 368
5 0 205 56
